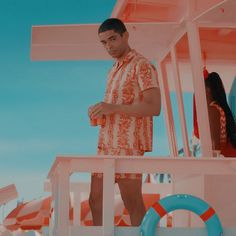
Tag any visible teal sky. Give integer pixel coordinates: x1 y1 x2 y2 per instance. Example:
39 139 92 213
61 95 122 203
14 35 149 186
0 0 194 217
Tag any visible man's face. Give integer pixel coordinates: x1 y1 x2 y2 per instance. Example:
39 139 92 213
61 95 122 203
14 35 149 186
98 29 128 59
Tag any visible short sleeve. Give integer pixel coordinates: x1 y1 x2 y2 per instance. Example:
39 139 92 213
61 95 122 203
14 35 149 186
137 60 159 92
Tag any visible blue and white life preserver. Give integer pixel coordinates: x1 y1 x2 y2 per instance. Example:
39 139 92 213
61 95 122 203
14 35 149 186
140 194 223 236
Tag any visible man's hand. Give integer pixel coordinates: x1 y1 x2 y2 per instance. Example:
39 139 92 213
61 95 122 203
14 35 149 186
88 102 115 119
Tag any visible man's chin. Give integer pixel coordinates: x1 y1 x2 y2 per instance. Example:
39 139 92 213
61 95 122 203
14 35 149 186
109 51 119 58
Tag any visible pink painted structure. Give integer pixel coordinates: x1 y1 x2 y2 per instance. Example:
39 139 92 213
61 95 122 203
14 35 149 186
30 0 236 235
0 184 18 206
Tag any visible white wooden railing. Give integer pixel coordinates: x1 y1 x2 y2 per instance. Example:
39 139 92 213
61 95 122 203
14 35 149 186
44 181 173 228
46 156 236 236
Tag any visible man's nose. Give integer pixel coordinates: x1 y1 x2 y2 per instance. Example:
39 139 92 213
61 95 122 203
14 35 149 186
106 42 113 50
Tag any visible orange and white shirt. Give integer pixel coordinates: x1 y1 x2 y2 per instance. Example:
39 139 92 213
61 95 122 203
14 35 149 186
98 49 159 153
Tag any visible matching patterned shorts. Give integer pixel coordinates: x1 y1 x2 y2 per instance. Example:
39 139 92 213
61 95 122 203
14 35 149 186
92 148 144 181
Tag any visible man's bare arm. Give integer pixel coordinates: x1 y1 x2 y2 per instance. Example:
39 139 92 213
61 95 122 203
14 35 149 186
89 87 161 119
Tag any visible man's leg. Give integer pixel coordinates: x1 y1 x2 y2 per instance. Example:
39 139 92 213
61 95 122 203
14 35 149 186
117 178 146 226
89 175 103 225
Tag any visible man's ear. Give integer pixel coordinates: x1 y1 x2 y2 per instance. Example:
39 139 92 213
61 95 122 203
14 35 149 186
123 31 129 41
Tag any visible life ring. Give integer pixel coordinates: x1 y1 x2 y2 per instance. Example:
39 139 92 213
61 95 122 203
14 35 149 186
140 194 223 236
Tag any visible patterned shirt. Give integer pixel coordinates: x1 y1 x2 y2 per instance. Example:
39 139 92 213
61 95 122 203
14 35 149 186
210 101 227 144
210 101 236 157
98 49 159 152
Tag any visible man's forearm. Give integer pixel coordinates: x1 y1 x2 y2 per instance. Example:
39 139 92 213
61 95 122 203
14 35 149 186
113 102 160 117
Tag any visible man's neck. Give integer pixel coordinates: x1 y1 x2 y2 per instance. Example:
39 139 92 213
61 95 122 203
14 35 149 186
116 47 131 63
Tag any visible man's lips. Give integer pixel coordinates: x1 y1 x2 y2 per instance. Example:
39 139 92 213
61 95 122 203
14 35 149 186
109 50 117 55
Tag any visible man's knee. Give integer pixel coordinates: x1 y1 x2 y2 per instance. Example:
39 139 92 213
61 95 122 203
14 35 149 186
89 190 102 206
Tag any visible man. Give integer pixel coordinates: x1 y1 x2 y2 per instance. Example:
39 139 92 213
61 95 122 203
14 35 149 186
88 18 161 226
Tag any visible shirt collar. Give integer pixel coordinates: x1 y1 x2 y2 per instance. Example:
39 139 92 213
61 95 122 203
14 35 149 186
123 49 136 64
114 49 136 69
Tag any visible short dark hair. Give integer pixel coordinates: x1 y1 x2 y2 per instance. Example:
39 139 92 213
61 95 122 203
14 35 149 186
98 18 127 35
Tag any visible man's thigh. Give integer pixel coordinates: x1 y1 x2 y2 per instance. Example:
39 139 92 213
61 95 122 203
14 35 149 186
117 178 143 202
90 175 103 197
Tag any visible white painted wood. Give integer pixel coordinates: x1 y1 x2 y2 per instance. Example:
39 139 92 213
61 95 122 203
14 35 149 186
73 191 81 226
53 162 70 236
170 46 191 157
157 60 178 157
70 226 103 236
46 181 173 196
47 156 236 235
48 156 236 178
103 159 115 236
0 184 18 205
186 21 213 157
50 172 58 236
69 225 236 236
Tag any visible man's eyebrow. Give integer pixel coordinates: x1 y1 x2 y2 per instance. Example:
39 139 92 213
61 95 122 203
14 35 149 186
100 35 116 43
108 35 116 39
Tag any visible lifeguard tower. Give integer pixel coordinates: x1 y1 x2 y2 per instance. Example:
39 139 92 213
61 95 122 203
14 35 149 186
30 0 236 235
